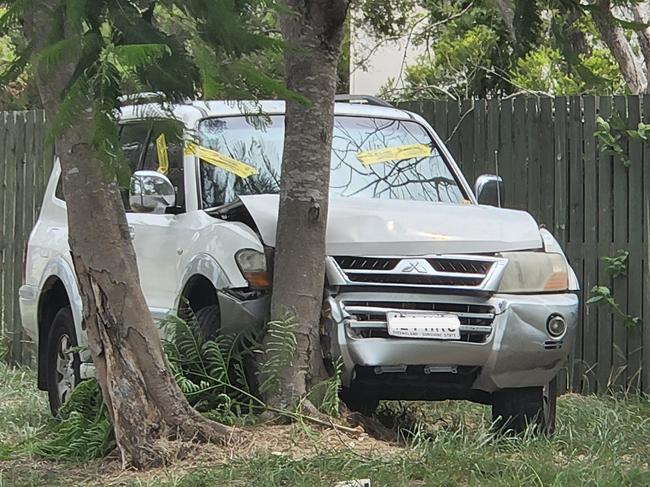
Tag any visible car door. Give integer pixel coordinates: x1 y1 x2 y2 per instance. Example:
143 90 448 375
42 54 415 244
120 120 187 319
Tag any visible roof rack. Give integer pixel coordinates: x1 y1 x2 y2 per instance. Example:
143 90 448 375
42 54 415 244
335 94 393 108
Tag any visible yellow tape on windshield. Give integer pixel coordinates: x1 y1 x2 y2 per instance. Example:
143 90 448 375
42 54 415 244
156 133 169 175
356 143 432 166
185 143 258 179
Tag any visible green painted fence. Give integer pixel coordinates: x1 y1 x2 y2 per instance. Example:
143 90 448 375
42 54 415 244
401 96 650 395
0 110 52 366
1 97 650 394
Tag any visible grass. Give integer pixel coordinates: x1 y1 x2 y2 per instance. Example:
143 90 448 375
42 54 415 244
0 360 649 486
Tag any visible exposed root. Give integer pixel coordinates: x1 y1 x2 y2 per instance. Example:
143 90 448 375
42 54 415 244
345 412 397 443
175 409 247 446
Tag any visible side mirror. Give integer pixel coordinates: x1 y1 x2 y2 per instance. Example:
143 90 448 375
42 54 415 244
129 170 176 214
474 174 505 207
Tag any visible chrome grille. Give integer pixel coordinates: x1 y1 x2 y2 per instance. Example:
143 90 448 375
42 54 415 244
332 255 501 289
343 301 495 343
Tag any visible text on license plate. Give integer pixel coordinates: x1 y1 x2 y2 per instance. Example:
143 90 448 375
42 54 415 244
386 312 461 339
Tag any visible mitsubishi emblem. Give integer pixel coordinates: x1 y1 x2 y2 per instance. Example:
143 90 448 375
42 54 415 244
399 259 430 274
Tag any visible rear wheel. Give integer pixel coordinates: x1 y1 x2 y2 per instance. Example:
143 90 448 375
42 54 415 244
491 376 557 435
46 307 80 416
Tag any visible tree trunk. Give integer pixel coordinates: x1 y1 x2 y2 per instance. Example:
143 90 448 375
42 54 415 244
25 1 236 469
264 0 350 410
491 0 517 44
591 0 646 94
632 4 650 93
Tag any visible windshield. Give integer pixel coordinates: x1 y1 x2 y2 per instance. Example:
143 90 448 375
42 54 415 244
197 115 467 208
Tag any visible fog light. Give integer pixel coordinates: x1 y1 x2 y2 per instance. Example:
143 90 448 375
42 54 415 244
547 314 566 338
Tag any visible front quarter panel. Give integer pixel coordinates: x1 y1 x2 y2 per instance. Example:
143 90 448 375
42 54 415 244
175 212 265 305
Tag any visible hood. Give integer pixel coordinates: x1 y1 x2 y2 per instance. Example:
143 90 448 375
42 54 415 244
234 195 543 256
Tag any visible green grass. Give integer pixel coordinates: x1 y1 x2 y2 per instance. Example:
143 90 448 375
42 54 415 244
1 361 649 486
148 397 650 487
0 363 49 459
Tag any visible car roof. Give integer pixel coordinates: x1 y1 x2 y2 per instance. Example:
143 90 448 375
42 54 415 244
119 99 416 128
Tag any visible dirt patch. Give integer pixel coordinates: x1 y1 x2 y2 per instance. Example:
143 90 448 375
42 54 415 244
1 422 404 486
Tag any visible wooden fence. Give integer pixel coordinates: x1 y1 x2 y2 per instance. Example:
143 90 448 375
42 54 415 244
1 97 650 394
401 96 650 394
0 110 53 365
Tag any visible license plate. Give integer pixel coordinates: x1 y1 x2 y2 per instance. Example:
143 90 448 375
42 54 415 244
387 312 461 339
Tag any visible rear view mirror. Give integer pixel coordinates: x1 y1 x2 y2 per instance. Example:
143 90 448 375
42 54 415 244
475 174 505 207
129 170 176 214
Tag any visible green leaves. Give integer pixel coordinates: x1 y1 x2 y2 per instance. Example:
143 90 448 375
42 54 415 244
594 113 650 168
588 285 640 329
586 285 613 305
162 314 264 423
589 249 638 328
602 250 629 279
259 314 297 397
33 379 115 462
108 43 172 70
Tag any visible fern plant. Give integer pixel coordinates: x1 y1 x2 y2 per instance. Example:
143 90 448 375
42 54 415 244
305 358 343 417
33 379 115 462
258 314 298 396
162 314 265 423
30 313 340 461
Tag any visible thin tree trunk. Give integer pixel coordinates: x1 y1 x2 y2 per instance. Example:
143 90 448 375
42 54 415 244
632 4 650 93
591 0 646 94
265 0 350 410
491 0 517 44
26 1 236 469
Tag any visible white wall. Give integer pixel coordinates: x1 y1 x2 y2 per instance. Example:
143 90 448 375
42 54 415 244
349 11 426 95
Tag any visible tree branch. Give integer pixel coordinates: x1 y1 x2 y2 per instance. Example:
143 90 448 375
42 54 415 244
591 0 646 94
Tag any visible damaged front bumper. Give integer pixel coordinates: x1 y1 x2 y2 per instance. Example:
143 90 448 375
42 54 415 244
217 289 270 333
324 290 579 395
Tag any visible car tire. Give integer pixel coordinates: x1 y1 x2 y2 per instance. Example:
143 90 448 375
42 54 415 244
340 388 380 416
194 304 260 397
46 307 81 416
491 376 557 435
195 304 221 339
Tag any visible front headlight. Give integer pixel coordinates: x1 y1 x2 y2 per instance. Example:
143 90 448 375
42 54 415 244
235 249 272 290
498 252 569 293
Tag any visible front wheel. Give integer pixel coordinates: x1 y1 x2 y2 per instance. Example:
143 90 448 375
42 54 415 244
46 307 80 416
491 377 557 435
340 388 380 416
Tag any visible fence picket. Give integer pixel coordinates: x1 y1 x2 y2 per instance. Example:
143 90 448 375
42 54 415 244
582 96 598 393
2 113 17 363
627 96 643 389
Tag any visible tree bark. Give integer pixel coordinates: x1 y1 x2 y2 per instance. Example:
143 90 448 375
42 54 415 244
25 1 236 469
632 4 650 93
591 0 646 94
491 0 517 44
265 0 350 410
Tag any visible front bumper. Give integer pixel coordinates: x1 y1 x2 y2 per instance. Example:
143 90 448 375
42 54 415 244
325 290 579 394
